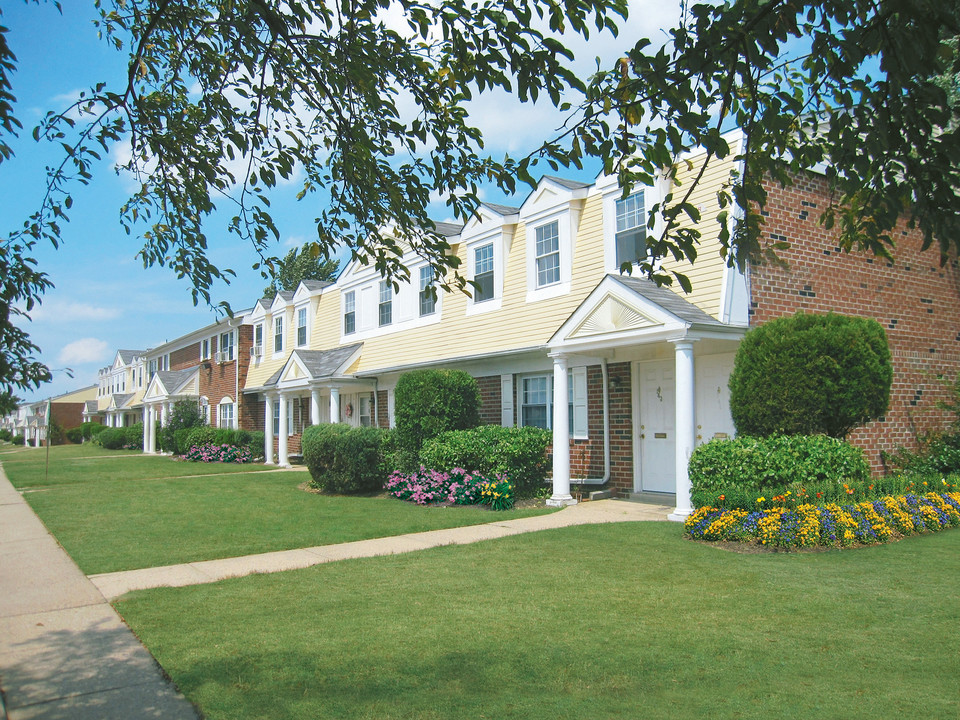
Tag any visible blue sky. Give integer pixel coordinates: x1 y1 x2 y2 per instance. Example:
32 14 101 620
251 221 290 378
2 1 679 402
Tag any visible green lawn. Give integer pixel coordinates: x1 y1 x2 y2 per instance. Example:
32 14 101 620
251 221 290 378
1 445 555 574
115 522 960 720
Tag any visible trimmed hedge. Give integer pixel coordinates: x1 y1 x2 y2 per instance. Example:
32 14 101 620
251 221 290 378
420 425 551 498
729 311 892 438
65 427 84 444
689 434 870 496
393 369 480 463
302 423 390 494
96 428 127 450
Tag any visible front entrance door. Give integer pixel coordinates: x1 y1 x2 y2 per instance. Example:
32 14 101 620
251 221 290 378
637 360 675 493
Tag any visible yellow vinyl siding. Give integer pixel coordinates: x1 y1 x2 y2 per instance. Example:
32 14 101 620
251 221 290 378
659 139 740 319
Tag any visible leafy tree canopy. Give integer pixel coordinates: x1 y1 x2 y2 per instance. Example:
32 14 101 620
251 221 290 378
262 243 340 299
1 0 959 394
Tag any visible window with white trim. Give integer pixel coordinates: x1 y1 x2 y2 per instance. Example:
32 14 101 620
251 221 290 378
218 400 235 429
615 191 646 268
253 323 263 354
378 281 393 326
286 400 294 436
519 369 588 437
273 401 280 436
474 243 494 302
274 316 284 353
358 395 373 427
419 266 436 316
343 291 356 334
297 307 308 347
201 338 210 360
535 221 561 288
220 331 235 361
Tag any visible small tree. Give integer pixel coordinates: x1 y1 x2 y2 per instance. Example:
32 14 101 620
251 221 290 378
393 369 480 464
729 312 892 438
161 399 207 454
262 243 340 299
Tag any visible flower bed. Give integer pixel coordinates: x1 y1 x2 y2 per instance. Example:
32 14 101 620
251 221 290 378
183 443 254 464
384 467 514 510
685 491 960 548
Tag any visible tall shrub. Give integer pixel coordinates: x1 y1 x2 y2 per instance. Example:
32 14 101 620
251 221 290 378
161 399 207 454
393 369 480 462
729 311 892 438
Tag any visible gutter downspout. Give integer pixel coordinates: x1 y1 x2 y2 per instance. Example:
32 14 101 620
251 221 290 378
373 377 379 428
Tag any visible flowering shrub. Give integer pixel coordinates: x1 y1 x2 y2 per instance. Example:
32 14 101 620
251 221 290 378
385 467 514 510
184 443 254 463
685 491 960 548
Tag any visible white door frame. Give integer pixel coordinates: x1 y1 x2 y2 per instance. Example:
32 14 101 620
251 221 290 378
631 358 677 494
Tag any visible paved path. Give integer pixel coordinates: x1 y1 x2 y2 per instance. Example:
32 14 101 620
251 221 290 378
0 467 199 720
89 498 671 599
0 459 670 719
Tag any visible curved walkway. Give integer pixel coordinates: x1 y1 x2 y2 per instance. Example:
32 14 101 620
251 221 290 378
0 460 670 719
88 499 671 600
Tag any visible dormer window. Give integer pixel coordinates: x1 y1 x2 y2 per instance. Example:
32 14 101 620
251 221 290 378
378 281 393 326
474 243 495 302
535 221 561 288
615 191 646 268
419 266 436 316
343 291 356 334
297 307 308 347
274 316 284 353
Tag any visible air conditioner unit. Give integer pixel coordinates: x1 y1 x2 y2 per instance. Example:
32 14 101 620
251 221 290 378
250 345 263 359
214 351 227 364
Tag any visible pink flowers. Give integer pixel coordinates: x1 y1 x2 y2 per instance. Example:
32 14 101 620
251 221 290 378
385 467 504 507
184 443 253 464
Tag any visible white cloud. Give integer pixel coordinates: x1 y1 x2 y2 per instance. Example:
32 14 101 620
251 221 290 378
57 338 110 365
30 301 122 324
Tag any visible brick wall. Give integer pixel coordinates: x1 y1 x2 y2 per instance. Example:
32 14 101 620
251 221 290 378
170 342 201 371
376 390 389 428
751 173 960 473
476 375 502 425
51 402 85 431
606 362 634 495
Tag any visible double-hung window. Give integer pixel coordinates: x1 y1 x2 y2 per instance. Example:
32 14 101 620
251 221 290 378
615 191 646 267
297 307 308 347
219 401 235 429
474 243 494 302
254 323 263 354
201 339 210 360
378 281 392 327
358 396 373 427
220 331 235 361
272 402 280 436
274 316 284 353
419 266 436 316
521 376 550 429
343 291 356 334
535 221 560 288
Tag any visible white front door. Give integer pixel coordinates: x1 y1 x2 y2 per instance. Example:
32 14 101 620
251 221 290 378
695 353 737 446
637 360 675 493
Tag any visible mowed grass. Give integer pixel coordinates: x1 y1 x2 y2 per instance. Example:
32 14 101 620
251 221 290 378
116 522 960 720
0 445 555 574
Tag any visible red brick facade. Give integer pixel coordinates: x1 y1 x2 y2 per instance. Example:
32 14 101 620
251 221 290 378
476 375 501 426
751 173 960 472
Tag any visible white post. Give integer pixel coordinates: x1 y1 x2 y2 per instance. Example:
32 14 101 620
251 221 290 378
329 387 340 424
669 340 696 521
278 392 289 467
264 394 275 465
160 402 169 427
310 388 321 426
547 352 575 506
142 408 149 452
146 405 154 453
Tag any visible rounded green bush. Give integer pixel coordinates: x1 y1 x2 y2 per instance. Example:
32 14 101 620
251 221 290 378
688 434 871 494
729 311 891 438
420 425 551 497
97 428 127 450
302 423 390 494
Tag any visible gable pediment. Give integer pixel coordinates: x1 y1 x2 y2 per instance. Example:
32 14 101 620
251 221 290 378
568 293 664 339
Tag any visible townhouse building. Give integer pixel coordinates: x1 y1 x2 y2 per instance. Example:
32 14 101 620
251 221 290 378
86 350 147 428
236 129 960 520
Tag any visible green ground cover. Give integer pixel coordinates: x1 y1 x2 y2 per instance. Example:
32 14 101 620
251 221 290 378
0 445 555 574
116 522 960 720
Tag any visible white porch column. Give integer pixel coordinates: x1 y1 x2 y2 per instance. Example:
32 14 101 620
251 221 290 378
145 405 155 453
160 402 169 427
547 352 575 507
669 340 696 521
23 430 28 446
142 408 149 452
310 388 321 426
33 426 41 448
264 394 275 465
329 387 340 424
277 392 289 466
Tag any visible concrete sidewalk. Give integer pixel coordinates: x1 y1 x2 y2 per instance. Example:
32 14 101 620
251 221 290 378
0 468 199 720
89 498 671 600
